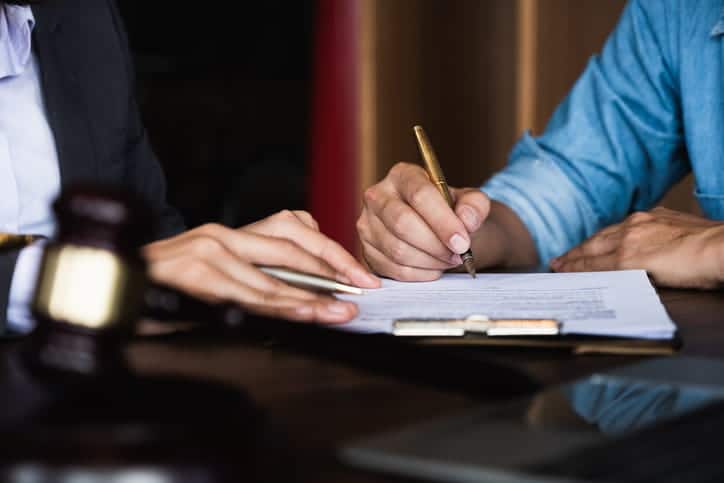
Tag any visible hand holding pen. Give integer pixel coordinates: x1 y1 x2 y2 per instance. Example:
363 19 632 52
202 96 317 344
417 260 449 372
357 126 495 281
413 126 476 278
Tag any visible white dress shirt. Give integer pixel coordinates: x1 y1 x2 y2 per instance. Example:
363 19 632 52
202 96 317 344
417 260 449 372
1 5 61 333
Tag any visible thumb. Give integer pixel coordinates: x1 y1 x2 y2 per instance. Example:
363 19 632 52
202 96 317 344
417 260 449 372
451 187 490 233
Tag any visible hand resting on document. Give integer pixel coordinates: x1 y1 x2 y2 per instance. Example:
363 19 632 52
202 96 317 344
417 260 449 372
551 207 724 289
143 210 380 324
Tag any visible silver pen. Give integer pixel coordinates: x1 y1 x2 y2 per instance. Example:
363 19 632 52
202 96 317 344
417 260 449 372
258 266 364 295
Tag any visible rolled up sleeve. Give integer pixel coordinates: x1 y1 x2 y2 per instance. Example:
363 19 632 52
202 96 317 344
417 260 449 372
483 0 688 265
483 133 604 265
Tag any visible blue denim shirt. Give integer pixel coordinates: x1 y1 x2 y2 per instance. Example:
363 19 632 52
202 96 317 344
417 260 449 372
483 0 724 265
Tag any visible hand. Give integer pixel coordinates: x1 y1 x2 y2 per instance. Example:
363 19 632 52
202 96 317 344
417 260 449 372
143 210 379 323
550 207 724 289
357 162 491 281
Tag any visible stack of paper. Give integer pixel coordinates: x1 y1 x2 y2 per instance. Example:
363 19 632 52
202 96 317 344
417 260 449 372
336 270 676 340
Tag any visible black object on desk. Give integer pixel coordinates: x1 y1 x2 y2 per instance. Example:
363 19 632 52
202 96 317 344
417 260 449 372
341 357 724 483
0 186 288 483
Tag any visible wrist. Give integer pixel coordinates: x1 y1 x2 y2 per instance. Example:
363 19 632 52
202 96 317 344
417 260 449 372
468 221 506 269
711 224 724 286
469 201 538 269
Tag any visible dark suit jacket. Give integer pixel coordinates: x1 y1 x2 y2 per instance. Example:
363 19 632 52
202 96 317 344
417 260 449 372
0 0 185 332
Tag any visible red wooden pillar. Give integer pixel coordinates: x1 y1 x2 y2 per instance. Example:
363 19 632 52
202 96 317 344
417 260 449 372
308 0 361 254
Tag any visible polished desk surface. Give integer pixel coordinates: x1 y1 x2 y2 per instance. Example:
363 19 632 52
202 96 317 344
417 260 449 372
130 288 723 482
3 288 724 482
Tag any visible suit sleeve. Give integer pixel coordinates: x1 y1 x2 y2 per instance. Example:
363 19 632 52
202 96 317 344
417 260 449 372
106 0 186 242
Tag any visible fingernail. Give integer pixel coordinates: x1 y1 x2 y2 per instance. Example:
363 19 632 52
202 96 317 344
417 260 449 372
550 258 561 269
449 233 469 254
450 254 463 265
326 302 351 315
459 206 479 230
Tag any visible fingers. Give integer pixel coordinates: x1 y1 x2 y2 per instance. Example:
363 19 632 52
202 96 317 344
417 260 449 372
246 295 358 324
361 240 444 282
227 280 357 323
199 240 325 301
365 213 460 269
362 190 457 263
242 210 379 288
553 252 620 272
147 248 358 324
244 209 320 235
451 187 491 233
551 210 662 272
304 232 381 288
358 162 491 280
390 163 472 254
551 210 665 272
143 223 362 324
201 223 345 282
357 205 458 280
553 231 621 267
145 235 315 302
550 208 724 290
289 210 320 230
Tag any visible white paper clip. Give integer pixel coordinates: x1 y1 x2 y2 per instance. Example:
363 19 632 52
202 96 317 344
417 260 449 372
392 314 560 337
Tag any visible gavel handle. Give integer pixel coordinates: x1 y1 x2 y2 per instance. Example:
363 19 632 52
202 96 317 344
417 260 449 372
142 284 246 330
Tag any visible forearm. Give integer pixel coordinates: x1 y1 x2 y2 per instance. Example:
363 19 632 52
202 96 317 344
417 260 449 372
470 201 538 269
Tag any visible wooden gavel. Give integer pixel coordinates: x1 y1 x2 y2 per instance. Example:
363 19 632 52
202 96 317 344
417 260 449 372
26 185 245 377
0 187 284 482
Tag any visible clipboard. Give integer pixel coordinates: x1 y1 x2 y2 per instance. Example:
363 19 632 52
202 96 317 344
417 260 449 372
392 315 681 355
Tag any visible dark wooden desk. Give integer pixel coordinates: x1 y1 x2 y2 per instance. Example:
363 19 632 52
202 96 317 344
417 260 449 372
108 288 721 483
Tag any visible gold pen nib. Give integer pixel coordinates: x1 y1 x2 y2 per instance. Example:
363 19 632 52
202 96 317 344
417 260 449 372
461 251 476 278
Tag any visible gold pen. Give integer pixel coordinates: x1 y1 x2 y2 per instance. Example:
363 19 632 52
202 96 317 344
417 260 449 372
413 125 476 278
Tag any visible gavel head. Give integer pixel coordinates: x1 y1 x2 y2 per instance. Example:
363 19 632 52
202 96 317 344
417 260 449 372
28 186 152 376
53 185 153 255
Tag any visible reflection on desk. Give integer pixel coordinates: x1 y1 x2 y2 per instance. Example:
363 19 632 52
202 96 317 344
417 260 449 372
341 357 724 483
531 375 723 436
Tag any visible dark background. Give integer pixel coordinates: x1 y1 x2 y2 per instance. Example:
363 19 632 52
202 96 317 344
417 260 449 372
117 1 696 246
117 2 316 229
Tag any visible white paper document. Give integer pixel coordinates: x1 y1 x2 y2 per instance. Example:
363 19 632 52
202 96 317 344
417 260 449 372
337 270 676 339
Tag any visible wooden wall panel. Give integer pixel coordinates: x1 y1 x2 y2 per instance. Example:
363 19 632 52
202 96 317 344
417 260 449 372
367 0 425 189
368 0 517 190
360 0 695 227
533 0 626 132
418 0 519 186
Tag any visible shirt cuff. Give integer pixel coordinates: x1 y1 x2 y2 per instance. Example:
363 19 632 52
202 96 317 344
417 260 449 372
7 241 46 334
482 134 601 266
